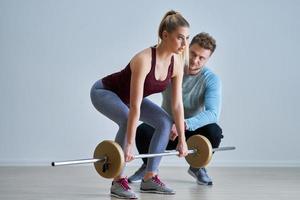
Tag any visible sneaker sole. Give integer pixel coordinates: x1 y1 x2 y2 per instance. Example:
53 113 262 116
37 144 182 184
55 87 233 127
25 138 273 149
187 169 213 186
111 192 138 199
128 179 142 183
140 189 175 195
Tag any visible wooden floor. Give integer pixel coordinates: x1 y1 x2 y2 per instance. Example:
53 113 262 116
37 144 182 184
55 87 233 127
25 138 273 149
0 166 299 200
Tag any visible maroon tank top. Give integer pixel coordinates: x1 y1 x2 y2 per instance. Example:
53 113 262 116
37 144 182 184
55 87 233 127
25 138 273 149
102 47 174 104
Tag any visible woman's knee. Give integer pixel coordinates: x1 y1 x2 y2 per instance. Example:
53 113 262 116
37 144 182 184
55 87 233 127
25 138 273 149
155 116 172 132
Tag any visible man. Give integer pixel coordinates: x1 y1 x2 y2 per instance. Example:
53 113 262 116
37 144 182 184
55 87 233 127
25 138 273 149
128 32 223 185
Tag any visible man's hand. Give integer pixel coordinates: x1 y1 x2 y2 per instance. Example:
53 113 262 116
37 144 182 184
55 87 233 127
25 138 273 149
169 124 178 141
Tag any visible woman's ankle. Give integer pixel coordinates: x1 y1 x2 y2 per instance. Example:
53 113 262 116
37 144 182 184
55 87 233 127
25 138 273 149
113 176 125 181
143 171 156 181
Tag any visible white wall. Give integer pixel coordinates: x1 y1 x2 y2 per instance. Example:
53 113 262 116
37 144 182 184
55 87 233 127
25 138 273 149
1 0 299 167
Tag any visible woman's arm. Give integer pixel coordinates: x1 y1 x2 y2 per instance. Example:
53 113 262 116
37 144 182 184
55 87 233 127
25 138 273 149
125 50 151 162
171 56 188 157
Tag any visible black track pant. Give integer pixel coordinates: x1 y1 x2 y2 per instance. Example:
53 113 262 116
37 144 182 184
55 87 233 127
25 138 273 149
136 123 224 164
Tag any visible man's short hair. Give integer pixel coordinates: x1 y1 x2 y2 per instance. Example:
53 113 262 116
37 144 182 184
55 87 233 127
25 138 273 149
190 32 216 55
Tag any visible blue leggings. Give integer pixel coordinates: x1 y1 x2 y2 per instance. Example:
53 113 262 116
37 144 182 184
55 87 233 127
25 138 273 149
90 80 172 175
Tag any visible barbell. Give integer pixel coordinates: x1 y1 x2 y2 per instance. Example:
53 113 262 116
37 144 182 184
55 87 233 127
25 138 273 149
51 135 235 178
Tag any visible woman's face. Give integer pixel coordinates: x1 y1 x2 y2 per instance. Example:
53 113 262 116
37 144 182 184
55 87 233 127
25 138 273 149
163 26 189 54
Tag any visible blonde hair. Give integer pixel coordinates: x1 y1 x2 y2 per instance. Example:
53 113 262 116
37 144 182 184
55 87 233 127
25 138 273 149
158 10 190 67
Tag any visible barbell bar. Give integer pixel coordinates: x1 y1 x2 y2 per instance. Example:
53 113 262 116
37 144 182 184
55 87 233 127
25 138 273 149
51 144 235 166
51 135 235 178
134 146 235 159
51 158 106 166
51 147 234 166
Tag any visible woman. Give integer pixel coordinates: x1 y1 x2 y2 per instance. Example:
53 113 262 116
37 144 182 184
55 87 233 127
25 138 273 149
90 10 189 199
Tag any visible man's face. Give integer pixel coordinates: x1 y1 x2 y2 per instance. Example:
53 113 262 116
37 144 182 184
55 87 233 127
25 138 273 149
186 44 212 75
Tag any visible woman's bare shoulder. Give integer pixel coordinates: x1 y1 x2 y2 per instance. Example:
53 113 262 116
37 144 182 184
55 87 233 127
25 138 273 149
130 48 152 70
131 47 152 62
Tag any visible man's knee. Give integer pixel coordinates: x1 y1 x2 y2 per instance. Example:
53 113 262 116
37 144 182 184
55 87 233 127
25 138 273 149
201 123 223 148
136 123 154 142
